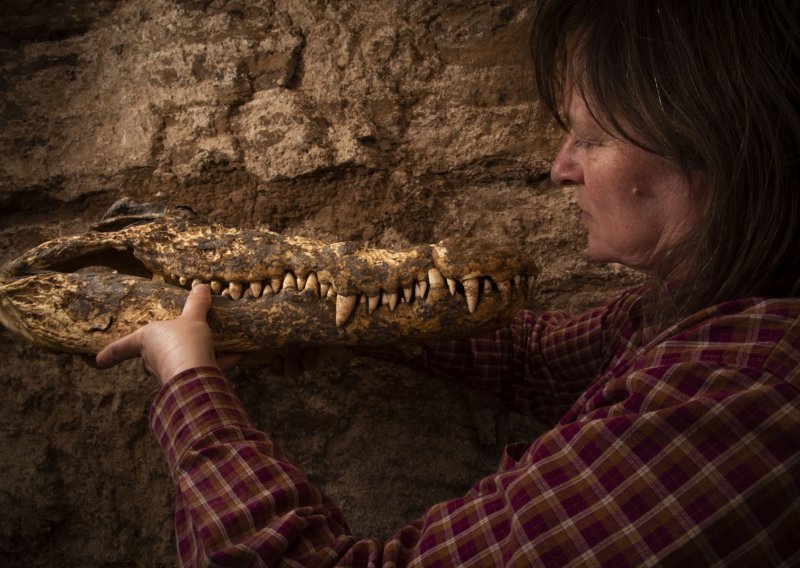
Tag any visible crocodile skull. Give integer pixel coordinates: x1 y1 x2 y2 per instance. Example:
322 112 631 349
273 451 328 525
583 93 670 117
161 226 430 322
0 199 537 354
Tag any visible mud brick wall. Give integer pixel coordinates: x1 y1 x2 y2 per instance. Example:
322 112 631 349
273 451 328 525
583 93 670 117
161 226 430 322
0 1 638 565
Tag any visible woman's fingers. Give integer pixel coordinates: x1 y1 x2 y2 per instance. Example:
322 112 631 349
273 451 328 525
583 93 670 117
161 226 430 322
95 329 143 369
183 284 212 319
95 285 214 371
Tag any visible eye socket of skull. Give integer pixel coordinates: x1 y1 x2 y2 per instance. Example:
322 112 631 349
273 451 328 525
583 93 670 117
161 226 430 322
92 198 202 232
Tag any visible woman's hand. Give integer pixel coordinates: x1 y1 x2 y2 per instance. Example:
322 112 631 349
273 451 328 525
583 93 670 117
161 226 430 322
96 284 240 385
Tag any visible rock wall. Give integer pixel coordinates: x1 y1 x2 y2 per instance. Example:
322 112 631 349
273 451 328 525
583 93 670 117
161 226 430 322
0 1 639 565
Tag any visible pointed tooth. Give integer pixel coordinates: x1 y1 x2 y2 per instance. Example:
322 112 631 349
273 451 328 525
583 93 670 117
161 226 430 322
463 278 479 313
386 291 398 311
229 281 243 300
336 294 358 327
304 272 319 296
320 282 330 297
250 281 263 298
192 278 204 289
296 274 307 290
222 289 231 298
402 284 413 303
447 278 457 296
326 286 336 299
483 278 492 294
359 295 368 313
210 280 222 294
514 275 522 288
417 280 428 299
497 281 512 306
368 295 380 313
270 277 282 294
262 285 274 297
179 276 188 286
282 272 297 290
526 275 536 289
152 273 165 283
428 268 445 289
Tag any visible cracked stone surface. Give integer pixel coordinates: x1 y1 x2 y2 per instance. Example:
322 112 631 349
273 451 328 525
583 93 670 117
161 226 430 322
0 0 640 565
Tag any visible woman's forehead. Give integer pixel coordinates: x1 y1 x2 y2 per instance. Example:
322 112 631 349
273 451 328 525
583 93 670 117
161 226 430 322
562 89 606 131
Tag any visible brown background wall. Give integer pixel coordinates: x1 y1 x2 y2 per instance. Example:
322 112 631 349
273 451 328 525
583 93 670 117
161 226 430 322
0 1 639 565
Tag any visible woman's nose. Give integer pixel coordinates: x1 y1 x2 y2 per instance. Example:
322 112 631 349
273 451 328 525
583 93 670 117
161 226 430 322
550 140 582 185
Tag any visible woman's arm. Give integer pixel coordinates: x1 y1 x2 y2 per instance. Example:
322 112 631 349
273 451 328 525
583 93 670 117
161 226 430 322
150 359 799 566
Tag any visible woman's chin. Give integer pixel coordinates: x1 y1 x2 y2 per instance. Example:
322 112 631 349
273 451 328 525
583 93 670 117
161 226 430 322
586 241 624 267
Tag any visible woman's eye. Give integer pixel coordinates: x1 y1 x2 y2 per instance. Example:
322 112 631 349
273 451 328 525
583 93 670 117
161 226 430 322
573 138 599 150
565 129 604 151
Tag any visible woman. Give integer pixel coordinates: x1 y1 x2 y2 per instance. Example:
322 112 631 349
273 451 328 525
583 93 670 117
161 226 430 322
98 1 799 565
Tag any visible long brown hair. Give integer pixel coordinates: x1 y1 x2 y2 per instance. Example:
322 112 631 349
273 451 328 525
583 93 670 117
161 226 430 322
531 0 800 323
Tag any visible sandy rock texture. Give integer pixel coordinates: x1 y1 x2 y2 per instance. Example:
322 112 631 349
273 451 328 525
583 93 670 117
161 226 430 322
0 1 639 565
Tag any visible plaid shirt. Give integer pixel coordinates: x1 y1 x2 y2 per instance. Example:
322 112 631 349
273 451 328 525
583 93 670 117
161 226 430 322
150 287 800 567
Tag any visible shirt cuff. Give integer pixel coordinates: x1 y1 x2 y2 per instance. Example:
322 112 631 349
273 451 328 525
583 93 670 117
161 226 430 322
149 366 258 476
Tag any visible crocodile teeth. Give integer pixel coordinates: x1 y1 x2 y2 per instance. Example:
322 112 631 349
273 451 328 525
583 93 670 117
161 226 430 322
270 277 282 294
368 294 380 313
152 273 165 283
326 286 336 299
210 280 222 294
447 278 457 296
463 278 479 313
296 274 307 290
229 281 243 300
305 272 319 296
179 276 188 286
428 269 445 289
527 275 536 289
514 275 522 288
320 282 330 297
385 291 398 311
250 281 263 298
483 279 492 294
336 294 358 327
497 281 511 306
222 289 231 298
402 284 413 303
192 278 204 288
262 285 274 297
416 280 428 299
282 272 296 290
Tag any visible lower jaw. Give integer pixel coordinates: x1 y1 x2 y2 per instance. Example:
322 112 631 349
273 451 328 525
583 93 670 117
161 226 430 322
1 272 524 354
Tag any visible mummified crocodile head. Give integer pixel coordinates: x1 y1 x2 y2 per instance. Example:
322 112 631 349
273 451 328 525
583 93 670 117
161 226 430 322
0 198 537 354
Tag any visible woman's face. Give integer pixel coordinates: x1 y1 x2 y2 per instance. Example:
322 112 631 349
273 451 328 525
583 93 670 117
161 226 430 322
550 90 704 272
